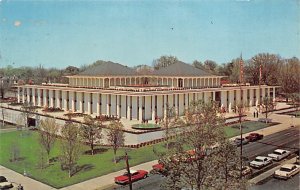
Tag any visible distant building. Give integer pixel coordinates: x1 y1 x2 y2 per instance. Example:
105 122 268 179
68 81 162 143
17 61 277 121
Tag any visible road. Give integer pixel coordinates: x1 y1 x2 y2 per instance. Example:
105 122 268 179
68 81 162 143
249 174 300 190
111 127 299 190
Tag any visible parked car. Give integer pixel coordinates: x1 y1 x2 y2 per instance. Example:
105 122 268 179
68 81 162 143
234 137 249 146
245 133 264 142
274 164 300 179
0 176 13 189
250 156 273 169
268 149 291 161
115 170 148 185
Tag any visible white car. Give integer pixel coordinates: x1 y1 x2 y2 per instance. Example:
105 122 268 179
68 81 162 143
250 156 273 169
268 149 291 161
274 164 300 179
0 182 13 189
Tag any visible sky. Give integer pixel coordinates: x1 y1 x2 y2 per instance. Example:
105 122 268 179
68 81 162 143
0 0 299 68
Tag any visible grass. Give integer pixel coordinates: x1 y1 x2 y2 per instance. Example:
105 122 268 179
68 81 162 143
224 121 276 138
0 120 276 188
0 130 166 188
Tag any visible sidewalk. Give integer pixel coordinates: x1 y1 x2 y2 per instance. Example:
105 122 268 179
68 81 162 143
0 165 56 190
60 160 158 190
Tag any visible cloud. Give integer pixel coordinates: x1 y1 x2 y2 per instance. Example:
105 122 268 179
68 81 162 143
14 20 21 27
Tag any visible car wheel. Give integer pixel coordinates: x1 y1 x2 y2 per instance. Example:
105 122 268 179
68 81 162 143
144 174 148 179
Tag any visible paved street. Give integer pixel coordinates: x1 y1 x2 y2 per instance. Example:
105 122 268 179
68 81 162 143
250 174 300 190
110 127 299 190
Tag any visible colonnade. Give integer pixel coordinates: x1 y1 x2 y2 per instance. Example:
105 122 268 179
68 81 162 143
68 76 222 88
17 86 276 121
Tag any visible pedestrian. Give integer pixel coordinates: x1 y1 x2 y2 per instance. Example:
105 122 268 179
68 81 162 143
256 111 259 118
253 111 255 118
17 184 24 190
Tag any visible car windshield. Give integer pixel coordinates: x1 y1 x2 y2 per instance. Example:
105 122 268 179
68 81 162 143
280 167 291 172
254 158 263 162
273 151 282 155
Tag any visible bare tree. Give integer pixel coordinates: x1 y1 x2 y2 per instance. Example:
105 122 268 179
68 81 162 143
20 101 37 128
36 146 47 170
81 115 103 155
153 55 178 70
60 119 81 177
107 120 125 163
39 118 58 164
160 103 178 149
160 101 246 190
1 103 5 127
9 141 21 162
261 97 276 123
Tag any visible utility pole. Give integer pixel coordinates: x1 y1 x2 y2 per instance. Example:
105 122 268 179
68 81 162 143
125 152 133 190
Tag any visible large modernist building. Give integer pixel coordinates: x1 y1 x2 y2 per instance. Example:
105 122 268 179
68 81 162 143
17 61 276 121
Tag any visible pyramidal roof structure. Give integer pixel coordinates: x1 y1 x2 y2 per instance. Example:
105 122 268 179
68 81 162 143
152 61 214 77
78 61 137 76
76 60 215 77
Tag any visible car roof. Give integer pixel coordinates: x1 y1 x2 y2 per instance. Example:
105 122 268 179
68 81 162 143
256 156 268 159
281 164 296 169
274 149 287 153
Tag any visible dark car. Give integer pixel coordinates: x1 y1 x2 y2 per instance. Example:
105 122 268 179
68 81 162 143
245 133 264 142
115 170 148 185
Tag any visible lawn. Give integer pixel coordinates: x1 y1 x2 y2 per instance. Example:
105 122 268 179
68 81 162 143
224 121 276 137
284 110 300 118
0 120 276 188
0 130 166 188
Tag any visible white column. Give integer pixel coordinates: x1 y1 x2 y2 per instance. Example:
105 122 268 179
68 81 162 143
106 94 110 116
236 89 241 105
116 95 120 118
22 87 25 103
86 93 91 114
152 95 156 121
43 89 48 106
174 94 179 116
69 92 75 111
213 91 216 101
62 91 67 111
228 90 234 112
49 90 54 107
37 89 41 106
163 95 168 119
138 96 143 121
127 96 131 120
32 88 36 106
256 88 260 106
243 89 248 106
261 88 266 99
78 92 83 113
93 93 100 116
249 89 254 106
17 87 20 103
55 90 60 108
26 88 30 103
184 93 189 110
221 91 227 108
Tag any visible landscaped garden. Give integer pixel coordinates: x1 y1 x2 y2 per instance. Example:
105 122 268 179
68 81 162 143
0 120 278 188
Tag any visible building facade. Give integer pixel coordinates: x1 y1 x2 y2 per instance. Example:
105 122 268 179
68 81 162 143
17 61 276 121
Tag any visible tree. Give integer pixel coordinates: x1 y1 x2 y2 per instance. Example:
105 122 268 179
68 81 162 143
192 60 204 70
280 57 300 96
160 103 177 150
81 115 103 155
107 120 125 163
20 101 37 128
160 101 246 189
9 140 21 162
60 119 81 177
153 55 178 70
203 60 218 74
0 77 11 99
36 146 47 170
261 97 276 123
39 118 58 164
289 93 300 112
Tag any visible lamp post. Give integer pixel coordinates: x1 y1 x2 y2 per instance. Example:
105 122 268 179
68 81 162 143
125 151 132 190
